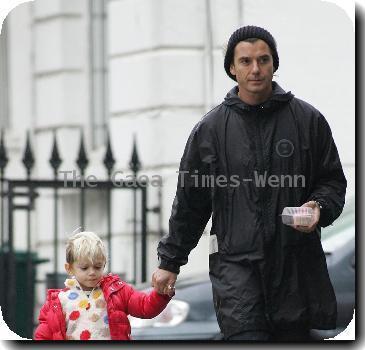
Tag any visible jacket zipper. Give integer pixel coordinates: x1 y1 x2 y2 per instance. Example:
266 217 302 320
255 107 273 326
256 107 269 242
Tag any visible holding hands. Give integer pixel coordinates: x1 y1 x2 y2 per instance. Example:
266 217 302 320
151 268 177 297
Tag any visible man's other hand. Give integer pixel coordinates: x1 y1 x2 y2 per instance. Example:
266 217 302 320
151 268 177 297
291 201 320 233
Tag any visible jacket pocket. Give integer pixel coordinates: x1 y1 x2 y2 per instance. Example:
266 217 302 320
297 144 312 178
221 187 234 253
108 311 131 340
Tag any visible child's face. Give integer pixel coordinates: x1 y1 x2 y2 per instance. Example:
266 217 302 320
65 258 105 291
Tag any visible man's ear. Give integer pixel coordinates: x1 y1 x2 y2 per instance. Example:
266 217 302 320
230 63 236 76
65 263 73 275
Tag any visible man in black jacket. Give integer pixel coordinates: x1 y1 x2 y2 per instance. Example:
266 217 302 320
152 25 347 341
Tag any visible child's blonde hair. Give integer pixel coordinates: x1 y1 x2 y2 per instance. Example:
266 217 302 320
66 231 107 265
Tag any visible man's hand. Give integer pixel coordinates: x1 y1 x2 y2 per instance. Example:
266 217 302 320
291 201 320 233
151 268 177 297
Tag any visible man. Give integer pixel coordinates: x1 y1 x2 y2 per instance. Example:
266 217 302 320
152 25 347 341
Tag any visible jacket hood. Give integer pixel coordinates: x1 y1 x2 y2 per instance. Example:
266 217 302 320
223 81 294 112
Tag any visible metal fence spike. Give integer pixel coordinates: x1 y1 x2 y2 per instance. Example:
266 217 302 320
49 132 62 172
0 129 9 172
129 135 141 174
22 131 35 176
103 130 115 174
76 131 89 173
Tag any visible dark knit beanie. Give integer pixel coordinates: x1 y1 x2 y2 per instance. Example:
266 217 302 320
224 25 279 81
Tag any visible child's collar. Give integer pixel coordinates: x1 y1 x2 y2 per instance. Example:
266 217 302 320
64 276 102 292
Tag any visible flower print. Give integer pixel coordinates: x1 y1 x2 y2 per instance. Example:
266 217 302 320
69 311 80 321
80 330 91 340
86 302 91 310
68 292 79 300
95 299 106 308
92 290 102 299
98 328 110 338
66 279 76 287
89 313 100 322
68 322 77 334
103 315 109 324
79 299 89 308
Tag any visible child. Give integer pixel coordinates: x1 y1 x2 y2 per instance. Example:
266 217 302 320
33 231 172 340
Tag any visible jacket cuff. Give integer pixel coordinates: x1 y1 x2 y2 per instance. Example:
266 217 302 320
308 197 328 227
152 289 174 300
158 258 180 274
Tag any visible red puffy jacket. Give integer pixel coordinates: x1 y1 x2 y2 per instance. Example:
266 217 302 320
33 273 171 340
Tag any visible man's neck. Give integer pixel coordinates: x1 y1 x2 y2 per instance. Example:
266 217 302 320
238 87 273 106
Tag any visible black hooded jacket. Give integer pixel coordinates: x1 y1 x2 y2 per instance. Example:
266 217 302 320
157 82 347 331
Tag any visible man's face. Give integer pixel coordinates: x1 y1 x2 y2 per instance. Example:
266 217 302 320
229 39 274 98
65 258 105 291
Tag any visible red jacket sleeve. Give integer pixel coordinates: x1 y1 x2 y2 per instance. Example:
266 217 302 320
125 284 172 319
33 300 53 340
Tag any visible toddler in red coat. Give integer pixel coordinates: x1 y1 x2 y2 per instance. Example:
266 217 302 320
34 231 172 340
